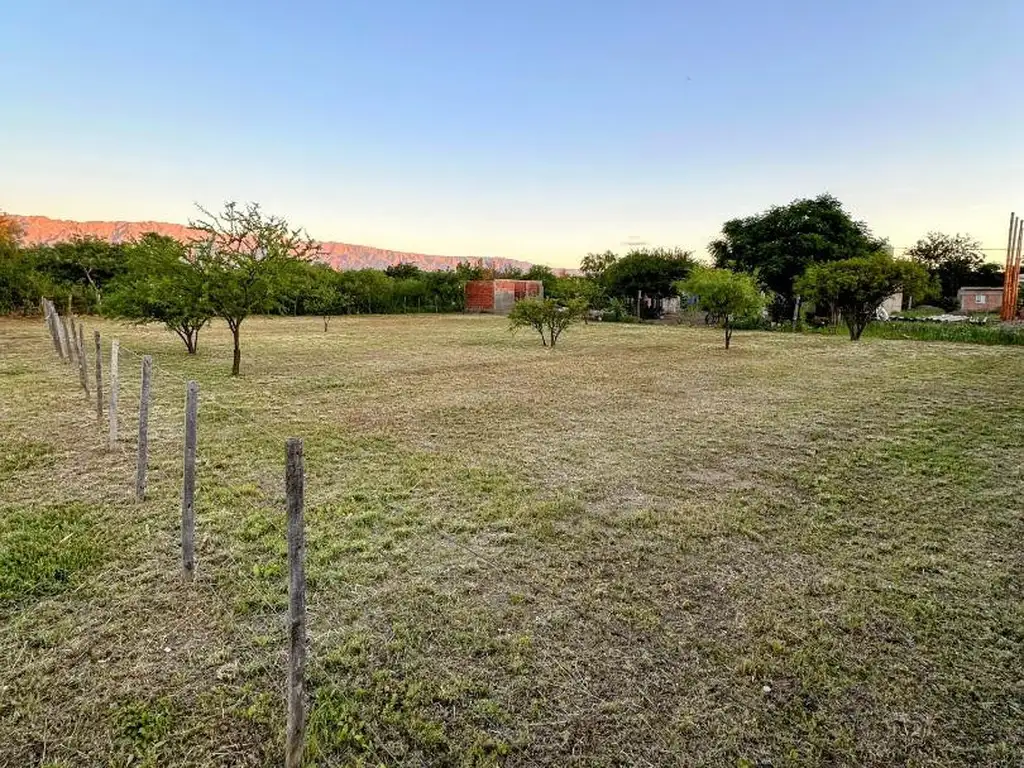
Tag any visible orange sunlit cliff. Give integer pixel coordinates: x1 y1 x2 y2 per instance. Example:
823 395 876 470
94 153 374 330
14 215 536 273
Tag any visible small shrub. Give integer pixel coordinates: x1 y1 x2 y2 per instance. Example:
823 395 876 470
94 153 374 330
508 297 588 347
676 268 765 349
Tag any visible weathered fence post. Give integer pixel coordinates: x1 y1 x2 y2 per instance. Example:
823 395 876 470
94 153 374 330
61 316 74 362
69 315 79 363
181 381 199 579
136 355 152 501
94 331 104 420
76 324 90 396
51 302 67 360
108 340 120 449
285 438 307 768
44 301 64 358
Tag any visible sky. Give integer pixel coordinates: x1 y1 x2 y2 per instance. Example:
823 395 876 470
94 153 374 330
3 1 1023 268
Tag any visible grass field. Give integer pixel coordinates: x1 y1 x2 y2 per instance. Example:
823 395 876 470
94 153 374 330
1 314 1022 767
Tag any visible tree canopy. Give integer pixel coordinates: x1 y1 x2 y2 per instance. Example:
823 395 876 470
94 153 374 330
711 194 886 321
580 250 618 282
508 297 588 347
602 247 695 316
191 202 320 375
796 253 928 340
905 232 1000 309
677 267 764 349
103 233 213 353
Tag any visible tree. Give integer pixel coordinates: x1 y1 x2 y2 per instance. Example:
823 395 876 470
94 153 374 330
26 236 128 311
676 268 764 349
495 266 526 279
524 264 558 296
549 275 601 303
602 247 695 317
508 297 588 347
191 202 319 375
103 233 213 353
0 215 39 314
580 250 618 282
385 262 422 280
905 232 995 309
298 263 350 331
796 253 928 341
711 194 886 321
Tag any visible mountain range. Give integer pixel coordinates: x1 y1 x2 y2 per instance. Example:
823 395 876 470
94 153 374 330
14 215 538 273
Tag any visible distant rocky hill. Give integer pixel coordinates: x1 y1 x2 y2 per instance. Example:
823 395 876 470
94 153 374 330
14 215 537 273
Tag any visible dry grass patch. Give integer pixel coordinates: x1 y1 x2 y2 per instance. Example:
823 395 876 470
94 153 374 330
1 314 1021 766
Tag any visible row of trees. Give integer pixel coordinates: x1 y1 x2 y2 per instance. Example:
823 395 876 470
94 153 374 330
0 205 559 374
518 247 930 350
2 194 1006 360
709 194 1001 318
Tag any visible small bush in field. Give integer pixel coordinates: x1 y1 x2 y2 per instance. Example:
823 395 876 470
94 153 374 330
508 298 588 347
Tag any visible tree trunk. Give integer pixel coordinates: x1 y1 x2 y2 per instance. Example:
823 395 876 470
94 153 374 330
848 312 867 341
725 321 732 349
323 316 329 333
231 324 242 375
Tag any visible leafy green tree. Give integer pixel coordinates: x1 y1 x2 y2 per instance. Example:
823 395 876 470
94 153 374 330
455 262 487 282
549 275 600 302
524 264 558 296
603 247 695 316
191 202 319 375
423 270 465 311
580 250 618 282
297 263 349 330
711 194 886 321
103 233 212 353
905 232 997 309
0 215 39 314
796 253 928 341
384 262 423 280
30 236 128 310
508 297 588 347
677 268 765 349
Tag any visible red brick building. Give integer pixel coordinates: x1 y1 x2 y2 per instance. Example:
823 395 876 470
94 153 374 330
957 286 1003 314
465 280 544 314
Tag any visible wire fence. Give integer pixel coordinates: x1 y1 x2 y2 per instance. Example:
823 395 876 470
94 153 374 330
30 305 700 765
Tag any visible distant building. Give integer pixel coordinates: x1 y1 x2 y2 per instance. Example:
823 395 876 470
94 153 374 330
465 280 544 314
957 287 1003 314
880 291 903 315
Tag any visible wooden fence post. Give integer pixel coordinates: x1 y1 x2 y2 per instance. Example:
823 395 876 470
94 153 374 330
44 301 64 358
94 331 104 421
136 355 152 501
52 303 67 360
70 315 81 367
181 381 199 579
285 438 307 768
77 324 90 396
62 316 74 363
108 340 120 449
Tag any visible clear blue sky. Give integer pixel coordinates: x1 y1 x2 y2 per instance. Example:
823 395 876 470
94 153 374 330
3 0 1022 267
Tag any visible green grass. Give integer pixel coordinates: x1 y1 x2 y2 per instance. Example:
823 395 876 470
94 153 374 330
810 319 1024 345
893 304 945 318
0 503 103 604
0 314 1022 766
